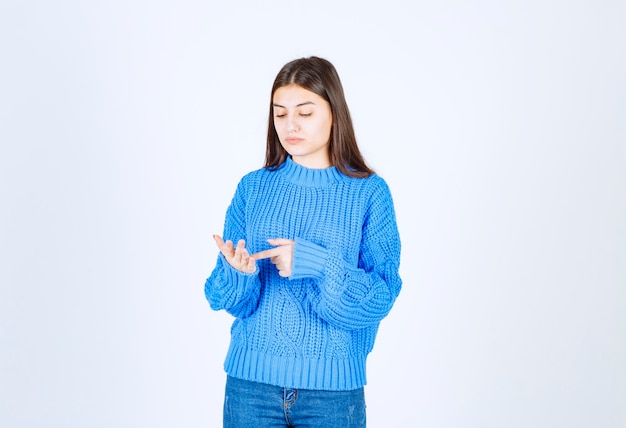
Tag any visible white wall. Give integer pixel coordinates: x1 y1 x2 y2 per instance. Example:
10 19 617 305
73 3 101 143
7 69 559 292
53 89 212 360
1 1 624 427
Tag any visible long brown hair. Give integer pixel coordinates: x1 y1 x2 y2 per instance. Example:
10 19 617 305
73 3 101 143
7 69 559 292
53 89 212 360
264 56 374 178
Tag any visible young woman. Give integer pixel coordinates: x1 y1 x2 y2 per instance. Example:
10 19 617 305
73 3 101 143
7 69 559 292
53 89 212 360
205 56 402 428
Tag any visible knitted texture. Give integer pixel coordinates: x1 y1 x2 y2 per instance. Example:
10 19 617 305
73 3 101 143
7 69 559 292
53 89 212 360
205 157 402 391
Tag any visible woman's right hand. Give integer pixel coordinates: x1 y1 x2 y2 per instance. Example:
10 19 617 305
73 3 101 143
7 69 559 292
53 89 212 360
213 235 256 273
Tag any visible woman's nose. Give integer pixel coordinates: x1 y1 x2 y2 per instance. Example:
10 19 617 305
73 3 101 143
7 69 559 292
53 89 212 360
286 116 298 133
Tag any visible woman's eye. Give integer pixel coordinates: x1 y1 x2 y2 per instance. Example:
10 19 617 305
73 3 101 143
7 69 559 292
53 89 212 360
299 113 312 117
275 114 286 118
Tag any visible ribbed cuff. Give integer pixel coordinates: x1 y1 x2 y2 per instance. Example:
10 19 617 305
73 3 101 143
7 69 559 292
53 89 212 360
290 238 328 280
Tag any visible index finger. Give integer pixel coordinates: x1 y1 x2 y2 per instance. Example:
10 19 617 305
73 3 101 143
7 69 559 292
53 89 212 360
251 247 282 260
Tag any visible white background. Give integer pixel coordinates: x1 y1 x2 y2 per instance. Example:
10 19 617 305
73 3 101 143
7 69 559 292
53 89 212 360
1 1 625 427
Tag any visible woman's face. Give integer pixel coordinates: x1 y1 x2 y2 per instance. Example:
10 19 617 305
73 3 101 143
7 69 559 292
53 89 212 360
272 84 333 169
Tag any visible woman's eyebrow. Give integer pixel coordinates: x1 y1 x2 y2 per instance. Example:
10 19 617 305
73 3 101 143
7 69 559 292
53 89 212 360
272 101 315 108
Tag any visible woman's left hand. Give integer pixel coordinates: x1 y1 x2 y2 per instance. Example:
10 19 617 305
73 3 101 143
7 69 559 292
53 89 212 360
251 238 295 277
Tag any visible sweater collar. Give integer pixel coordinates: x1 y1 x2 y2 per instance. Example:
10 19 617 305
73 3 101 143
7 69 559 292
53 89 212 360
276 156 343 186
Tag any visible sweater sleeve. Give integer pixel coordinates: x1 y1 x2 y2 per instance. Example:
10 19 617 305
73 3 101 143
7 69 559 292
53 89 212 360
204 177 261 318
294 179 402 330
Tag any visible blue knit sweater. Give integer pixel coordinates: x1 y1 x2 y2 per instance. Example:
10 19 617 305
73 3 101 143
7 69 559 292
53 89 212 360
205 157 402 391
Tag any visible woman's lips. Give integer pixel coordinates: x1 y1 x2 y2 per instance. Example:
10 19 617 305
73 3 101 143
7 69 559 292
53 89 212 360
285 137 303 145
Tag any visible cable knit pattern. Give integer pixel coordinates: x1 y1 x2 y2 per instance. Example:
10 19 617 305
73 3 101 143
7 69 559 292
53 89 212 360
205 157 402 391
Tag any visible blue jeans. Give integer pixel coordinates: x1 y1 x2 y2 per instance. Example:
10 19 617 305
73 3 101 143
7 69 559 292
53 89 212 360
223 375 366 428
